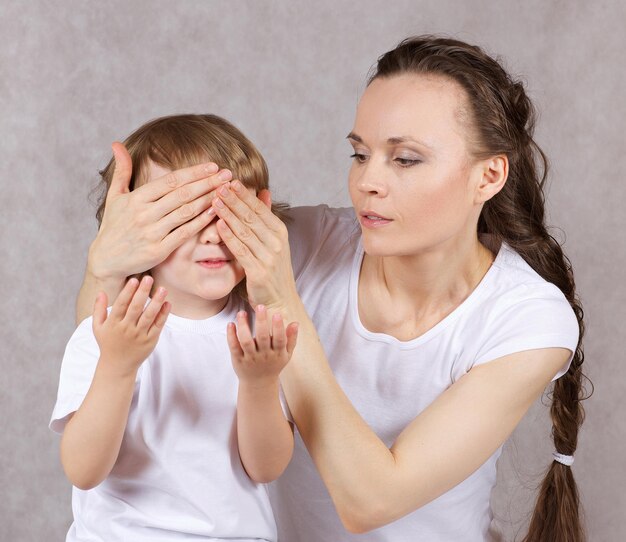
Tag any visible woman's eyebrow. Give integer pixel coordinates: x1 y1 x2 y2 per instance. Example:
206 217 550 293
347 132 434 150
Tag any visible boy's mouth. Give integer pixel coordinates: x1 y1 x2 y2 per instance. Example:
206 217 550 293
197 259 230 269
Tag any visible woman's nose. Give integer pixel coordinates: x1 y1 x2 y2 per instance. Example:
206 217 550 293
355 160 389 197
198 221 223 245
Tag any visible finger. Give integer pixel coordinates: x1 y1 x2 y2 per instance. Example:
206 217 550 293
145 172 232 227
110 278 140 320
108 142 132 198
228 181 285 233
124 275 154 325
138 164 231 203
255 305 271 351
213 196 272 261
226 322 244 359
92 292 108 328
149 301 171 335
137 286 167 331
214 184 284 252
285 322 299 357
236 310 257 356
215 218 263 275
157 203 219 260
271 313 287 351
157 190 216 235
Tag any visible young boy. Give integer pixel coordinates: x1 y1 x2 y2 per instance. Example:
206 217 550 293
50 114 297 542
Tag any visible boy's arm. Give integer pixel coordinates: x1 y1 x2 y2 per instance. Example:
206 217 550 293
62 277 170 489
61 361 138 489
227 306 298 483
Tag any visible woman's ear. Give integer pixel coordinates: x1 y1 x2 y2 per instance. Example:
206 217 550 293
258 189 272 209
475 155 508 204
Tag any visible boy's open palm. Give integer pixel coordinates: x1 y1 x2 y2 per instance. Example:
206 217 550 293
93 276 170 377
227 305 298 386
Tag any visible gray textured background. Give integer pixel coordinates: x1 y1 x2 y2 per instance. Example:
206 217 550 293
1 1 624 540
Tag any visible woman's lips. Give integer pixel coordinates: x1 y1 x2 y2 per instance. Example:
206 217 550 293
197 259 230 269
359 212 393 228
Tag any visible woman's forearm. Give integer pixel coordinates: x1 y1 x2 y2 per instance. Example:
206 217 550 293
60 360 137 490
76 265 125 324
277 302 397 531
236 380 294 484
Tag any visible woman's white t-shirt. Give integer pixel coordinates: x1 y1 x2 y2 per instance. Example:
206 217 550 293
50 296 278 542
269 205 579 542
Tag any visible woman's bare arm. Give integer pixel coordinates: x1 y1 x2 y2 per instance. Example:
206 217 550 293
211 183 570 532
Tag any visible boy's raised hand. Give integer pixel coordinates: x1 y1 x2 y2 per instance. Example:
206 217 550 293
227 305 298 386
92 275 170 378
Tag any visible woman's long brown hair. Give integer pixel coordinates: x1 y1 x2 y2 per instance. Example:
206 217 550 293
370 36 589 541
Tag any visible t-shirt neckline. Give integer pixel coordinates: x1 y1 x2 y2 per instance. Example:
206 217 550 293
349 238 507 348
164 295 241 333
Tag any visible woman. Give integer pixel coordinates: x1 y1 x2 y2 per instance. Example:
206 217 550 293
76 37 586 541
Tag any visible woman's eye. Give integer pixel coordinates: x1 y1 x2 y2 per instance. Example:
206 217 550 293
394 157 421 167
350 153 368 163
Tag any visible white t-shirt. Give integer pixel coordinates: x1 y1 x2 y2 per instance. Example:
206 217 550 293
50 295 277 542
269 205 579 542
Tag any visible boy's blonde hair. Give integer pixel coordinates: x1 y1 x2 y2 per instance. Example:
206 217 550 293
95 114 288 299
96 113 286 225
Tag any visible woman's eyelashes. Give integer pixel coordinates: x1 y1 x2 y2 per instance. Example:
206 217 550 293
394 156 422 167
349 151 422 168
350 152 368 163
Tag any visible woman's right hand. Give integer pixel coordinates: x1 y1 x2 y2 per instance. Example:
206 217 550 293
88 142 233 281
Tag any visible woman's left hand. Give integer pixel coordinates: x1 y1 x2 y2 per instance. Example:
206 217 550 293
211 181 299 313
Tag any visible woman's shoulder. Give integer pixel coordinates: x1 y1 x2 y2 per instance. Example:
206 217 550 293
465 241 579 377
285 205 356 232
285 205 359 278
488 241 570 304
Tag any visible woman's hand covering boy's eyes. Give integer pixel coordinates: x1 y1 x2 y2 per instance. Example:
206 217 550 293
89 142 233 280
211 181 299 314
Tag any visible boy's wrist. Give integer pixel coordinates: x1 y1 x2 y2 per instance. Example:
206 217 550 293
238 378 280 395
95 355 140 383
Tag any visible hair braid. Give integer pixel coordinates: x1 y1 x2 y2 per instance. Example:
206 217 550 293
372 36 589 541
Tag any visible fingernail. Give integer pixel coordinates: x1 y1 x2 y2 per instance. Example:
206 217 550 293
214 198 225 208
232 180 243 193
257 304 266 312
218 185 229 196
205 163 219 174
273 313 282 321
218 170 232 182
207 206 216 216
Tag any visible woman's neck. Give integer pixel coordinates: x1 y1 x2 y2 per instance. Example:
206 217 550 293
358 235 495 340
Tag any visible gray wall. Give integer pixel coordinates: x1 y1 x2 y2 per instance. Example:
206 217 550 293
1 1 624 540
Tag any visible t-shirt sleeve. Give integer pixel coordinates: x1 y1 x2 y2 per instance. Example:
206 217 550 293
285 205 332 280
49 317 101 434
472 284 579 381
278 383 294 424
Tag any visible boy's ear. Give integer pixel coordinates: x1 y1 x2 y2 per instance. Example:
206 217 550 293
258 189 272 209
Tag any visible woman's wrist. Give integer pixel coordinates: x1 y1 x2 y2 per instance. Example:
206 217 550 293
86 238 127 283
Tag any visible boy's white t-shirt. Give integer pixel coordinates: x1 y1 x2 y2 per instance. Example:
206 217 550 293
50 296 278 542
269 205 579 542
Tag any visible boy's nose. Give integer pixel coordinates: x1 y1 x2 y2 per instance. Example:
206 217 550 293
198 221 223 245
